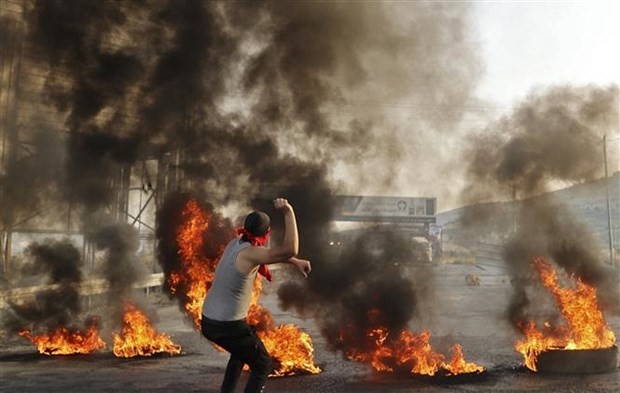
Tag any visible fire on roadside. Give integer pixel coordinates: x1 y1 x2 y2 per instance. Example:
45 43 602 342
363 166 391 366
341 311 484 376
112 301 182 358
514 257 616 371
173 198 321 376
444 344 486 375
247 277 322 376
18 318 106 355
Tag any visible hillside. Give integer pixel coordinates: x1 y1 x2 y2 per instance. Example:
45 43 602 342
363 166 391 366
438 172 620 251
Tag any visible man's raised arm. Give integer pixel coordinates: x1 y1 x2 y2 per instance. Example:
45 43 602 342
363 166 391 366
239 198 299 267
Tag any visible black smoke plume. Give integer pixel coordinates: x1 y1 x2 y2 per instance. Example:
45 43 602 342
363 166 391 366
92 223 146 319
0 129 65 230
27 0 145 213
278 225 424 352
6 240 83 332
10 0 482 356
462 85 620 325
16 1 482 228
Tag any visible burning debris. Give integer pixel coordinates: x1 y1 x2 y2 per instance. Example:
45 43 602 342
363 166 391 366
18 299 181 358
340 313 483 377
444 344 485 375
344 327 484 376
514 257 616 371
113 301 181 358
254 324 321 377
7 230 180 358
18 317 106 356
247 278 321 376
7 240 107 355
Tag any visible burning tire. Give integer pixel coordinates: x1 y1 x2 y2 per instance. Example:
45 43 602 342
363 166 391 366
536 345 618 374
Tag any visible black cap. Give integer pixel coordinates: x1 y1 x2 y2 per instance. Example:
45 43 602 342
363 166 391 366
244 211 270 236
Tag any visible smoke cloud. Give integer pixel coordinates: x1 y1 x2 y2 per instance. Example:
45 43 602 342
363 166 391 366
15 1 483 227
6 240 82 332
462 85 620 325
278 226 432 353
92 223 146 318
27 0 145 215
7 0 483 355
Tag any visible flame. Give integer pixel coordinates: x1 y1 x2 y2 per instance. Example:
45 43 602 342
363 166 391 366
444 344 485 375
258 324 322 376
342 317 483 376
113 301 181 358
172 199 220 330
18 319 106 355
174 199 321 376
247 277 321 376
514 257 616 371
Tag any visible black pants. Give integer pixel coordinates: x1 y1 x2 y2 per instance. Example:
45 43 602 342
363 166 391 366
201 317 273 393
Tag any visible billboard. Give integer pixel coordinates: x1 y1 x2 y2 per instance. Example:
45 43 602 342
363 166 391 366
332 196 436 224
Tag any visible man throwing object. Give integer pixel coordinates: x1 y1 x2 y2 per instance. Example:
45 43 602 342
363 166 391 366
201 198 311 393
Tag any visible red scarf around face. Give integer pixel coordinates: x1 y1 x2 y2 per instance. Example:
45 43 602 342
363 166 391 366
236 227 273 281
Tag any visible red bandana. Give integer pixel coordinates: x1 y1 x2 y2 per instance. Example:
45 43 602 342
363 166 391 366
236 227 273 282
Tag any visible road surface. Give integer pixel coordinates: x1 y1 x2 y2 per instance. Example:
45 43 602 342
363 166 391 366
1 262 618 392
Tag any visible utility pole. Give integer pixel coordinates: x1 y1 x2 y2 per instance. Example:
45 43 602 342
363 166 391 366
602 134 614 266
512 184 517 237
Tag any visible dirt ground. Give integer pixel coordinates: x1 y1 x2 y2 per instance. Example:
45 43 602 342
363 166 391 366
1 262 619 393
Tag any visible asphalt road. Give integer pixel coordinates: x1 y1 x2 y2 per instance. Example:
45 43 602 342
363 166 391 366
1 262 619 393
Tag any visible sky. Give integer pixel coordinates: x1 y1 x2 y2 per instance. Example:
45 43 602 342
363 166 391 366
453 0 620 210
329 1 620 211
473 0 620 110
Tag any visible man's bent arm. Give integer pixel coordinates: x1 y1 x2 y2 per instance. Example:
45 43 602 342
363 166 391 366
284 256 311 278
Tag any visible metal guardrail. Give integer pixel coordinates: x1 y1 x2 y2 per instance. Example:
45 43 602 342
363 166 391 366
0 273 164 309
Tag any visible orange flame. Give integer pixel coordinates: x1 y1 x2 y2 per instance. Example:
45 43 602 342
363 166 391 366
172 199 220 330
515 257 616 371
342 316 483 376
174 199 321 376
18 319 106 355
113 301 181 358
247 277 321 376
444 344 485 375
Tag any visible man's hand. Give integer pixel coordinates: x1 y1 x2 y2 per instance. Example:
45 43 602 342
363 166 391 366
292 258 311 278
273 197 293 212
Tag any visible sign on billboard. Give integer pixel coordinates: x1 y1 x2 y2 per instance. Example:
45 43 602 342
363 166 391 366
332 196 436 224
